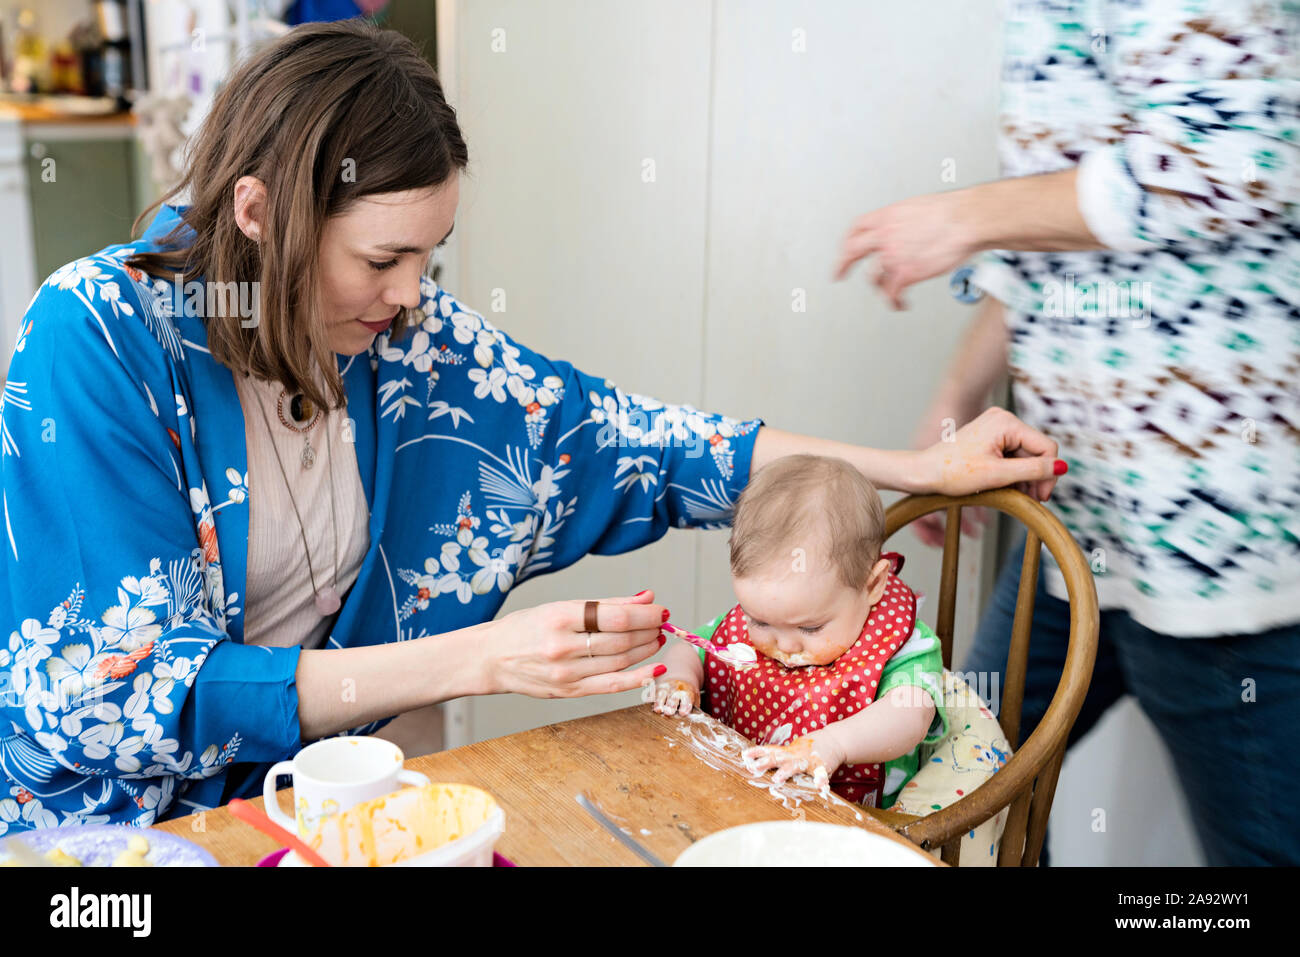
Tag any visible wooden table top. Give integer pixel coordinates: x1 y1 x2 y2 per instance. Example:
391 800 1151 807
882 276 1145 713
154 705 938 866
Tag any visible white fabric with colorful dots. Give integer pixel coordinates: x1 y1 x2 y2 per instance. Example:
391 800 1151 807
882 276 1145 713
892 670 1012 866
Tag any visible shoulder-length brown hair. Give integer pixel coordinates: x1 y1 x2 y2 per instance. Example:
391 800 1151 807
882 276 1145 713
126 18 468 414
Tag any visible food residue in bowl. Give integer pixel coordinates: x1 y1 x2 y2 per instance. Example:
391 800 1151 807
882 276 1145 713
306 782 499 867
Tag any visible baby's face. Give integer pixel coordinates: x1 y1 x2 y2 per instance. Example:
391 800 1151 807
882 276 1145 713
733 556 890 667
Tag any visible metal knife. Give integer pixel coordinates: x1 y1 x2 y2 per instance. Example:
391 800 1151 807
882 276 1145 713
575 792 667 867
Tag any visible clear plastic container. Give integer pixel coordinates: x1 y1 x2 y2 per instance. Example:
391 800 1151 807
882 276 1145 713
393 803 504 867
285 782 505 867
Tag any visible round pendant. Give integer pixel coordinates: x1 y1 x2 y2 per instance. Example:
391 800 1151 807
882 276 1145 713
301 439 315 469
314 586 341 615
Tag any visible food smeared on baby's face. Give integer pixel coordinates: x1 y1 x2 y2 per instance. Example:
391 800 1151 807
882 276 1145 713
734 552 889 667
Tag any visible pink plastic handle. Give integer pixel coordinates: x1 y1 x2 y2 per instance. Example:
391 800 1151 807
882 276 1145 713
662 621 713 650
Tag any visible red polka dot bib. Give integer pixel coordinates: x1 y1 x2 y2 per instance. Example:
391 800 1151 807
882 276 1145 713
701 564 917 807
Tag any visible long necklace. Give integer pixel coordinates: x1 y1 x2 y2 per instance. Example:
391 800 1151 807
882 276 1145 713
249 378 343 615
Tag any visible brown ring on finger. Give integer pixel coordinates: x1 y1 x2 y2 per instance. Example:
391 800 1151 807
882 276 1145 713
583 599 599 635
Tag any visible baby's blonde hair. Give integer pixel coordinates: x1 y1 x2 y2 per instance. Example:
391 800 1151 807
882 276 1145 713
729 454 886 591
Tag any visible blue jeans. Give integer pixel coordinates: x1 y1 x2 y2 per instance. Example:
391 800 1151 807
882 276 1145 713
961 535 1300 866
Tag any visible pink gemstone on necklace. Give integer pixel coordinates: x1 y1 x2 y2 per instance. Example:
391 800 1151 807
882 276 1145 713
315 586 341 615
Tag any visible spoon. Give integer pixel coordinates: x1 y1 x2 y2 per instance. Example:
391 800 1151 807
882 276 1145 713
576 792 666 867
228 798 332 868
662 621 758 669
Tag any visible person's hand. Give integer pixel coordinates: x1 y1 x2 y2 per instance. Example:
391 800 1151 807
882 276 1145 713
911 396 992 546
913 406 1065 501
484 590 667 698
743 734 844 791
834 190 977 309
647 676 700 716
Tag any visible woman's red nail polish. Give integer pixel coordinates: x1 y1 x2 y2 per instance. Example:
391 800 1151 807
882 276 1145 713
634 589 650 598
657 634 666 647
653 665 667 677
662 609 671 622
1053 459 1068 476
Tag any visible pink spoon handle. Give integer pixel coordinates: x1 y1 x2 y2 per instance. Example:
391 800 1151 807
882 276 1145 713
663 621 757 668
229 798 332 868
662 621 716 652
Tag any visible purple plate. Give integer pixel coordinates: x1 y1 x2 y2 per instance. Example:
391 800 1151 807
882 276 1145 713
3 824 219 867
255 848 516 867
256 847 291 867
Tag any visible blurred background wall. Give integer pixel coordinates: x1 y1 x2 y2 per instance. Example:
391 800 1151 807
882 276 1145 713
437 0 1000 751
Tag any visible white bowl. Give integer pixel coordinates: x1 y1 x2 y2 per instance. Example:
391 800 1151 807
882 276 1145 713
673 821 937 867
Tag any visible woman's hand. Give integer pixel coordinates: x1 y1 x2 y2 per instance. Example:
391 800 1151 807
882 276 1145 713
482 590 668 698
908 297 1012 540
914 406 1065 501
911 393 992 546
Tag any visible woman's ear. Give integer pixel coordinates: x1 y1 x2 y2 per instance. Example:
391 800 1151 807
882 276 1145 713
233 175 268 242
866 557 892 605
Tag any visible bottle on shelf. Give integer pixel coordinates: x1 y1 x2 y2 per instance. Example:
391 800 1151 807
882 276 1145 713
93 0 132 109
11 7 50 95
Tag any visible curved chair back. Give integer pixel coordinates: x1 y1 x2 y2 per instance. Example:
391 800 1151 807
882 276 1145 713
880 488 1099 866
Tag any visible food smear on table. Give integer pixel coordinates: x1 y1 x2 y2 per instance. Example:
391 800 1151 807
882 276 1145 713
580 793 647 839
669 711 862 821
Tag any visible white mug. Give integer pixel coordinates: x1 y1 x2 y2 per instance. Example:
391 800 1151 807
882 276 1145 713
262 736 430 838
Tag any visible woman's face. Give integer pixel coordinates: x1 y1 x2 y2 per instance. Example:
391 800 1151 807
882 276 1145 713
317 176 460 355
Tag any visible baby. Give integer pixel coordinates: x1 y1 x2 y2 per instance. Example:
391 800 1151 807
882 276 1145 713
651 454 948 809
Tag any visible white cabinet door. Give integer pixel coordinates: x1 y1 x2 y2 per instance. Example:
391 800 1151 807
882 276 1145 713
438 0 1002 744
0 115 37 381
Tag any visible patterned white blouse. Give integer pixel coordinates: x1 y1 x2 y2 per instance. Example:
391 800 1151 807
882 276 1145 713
970 0 1299 636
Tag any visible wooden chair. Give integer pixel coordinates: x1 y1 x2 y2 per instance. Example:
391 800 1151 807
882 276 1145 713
866 488 1099 866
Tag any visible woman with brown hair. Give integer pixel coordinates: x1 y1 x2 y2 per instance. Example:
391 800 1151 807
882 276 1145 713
0 19 1065 831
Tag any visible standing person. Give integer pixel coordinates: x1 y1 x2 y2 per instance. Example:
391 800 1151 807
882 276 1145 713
837 1 1299 865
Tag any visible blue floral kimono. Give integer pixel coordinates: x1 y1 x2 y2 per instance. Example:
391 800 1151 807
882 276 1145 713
0 205 762 832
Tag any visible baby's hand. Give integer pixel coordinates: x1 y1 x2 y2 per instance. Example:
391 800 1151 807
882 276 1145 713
743 735 841 793
645 677 701 716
